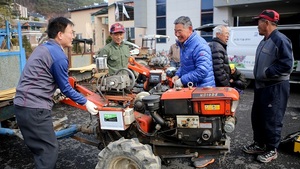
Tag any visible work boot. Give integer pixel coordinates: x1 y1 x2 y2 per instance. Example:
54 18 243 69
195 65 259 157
257 149 278 163
242 142 265 154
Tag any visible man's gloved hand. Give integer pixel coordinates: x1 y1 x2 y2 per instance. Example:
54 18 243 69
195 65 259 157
53 89 66 103
85 100 98 115
175 78 183 87
54 88 61 96
172 75 179 84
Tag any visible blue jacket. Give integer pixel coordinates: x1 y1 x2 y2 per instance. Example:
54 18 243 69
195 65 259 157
14 39 87 110
176 31 215 87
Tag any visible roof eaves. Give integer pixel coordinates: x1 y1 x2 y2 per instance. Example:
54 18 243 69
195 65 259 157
68 2 108 12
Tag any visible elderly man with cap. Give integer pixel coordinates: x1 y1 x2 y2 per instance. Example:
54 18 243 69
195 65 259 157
242 9 294 163
98 23 130 75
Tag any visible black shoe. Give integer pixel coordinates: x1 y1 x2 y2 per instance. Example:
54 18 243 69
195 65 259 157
242 142 265 154
257 149 278 163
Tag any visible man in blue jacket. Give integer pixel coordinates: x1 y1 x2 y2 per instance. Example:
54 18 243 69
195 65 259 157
171 16 215 87
14 17 98 169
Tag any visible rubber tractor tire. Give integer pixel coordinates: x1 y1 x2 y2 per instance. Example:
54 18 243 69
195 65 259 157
95 137 161 169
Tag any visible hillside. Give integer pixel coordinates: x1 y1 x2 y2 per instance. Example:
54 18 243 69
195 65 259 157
15 0 105 18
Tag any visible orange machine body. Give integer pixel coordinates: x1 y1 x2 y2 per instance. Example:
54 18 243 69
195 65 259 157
61 77 153 133
160 87 239 116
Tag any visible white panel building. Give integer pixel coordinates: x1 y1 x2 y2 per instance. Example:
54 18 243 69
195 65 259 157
134 0 300 52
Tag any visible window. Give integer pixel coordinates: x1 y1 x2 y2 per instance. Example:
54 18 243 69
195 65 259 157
125 27 135 42
201 0 213 42
93 30 95 45
156 0 166 3
116 3 134 21
156 30 167 44
280 29 300 61
233 16 256 26
201 13 213 42
91 15 95 24
157 17 166 29
156 0 166 43
156 4 166 16
101 30 105 46
201 0 213 12
234 13 300 27
130 27 135 39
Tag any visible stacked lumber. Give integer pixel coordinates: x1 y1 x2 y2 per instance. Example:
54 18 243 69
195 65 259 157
0 88 16 101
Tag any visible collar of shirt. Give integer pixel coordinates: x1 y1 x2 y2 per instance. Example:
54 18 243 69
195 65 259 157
48 39 65 52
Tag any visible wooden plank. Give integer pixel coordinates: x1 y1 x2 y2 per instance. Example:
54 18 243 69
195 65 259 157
0 88 16 101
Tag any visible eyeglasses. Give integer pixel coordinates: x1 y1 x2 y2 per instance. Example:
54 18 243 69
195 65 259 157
259 19 268 24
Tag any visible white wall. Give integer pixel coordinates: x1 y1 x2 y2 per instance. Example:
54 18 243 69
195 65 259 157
213 7 233 26
145 0 201 52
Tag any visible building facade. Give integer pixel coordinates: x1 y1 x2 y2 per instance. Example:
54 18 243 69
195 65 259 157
15 3 28 18
69 1 136 53
134 0 212 52
69 0 209 53
68 0 300 53
135 0 300 51
10 4 47 47
213 0 300 26
69 3 107 53
19 12 47 47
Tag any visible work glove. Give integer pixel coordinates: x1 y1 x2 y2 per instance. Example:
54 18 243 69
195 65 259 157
52 89 66 103
54 88 61 96
85 100 98 115
175 78 183 87
172 75 179 84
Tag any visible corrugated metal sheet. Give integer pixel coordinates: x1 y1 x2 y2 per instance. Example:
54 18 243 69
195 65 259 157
0 53 21 90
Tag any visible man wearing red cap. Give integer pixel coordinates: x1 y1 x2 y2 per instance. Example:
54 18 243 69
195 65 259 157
98 23 130 75
242 9 294 163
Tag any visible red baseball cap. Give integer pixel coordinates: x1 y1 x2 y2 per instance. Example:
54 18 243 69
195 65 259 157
253 9 279 23
110 23 125 34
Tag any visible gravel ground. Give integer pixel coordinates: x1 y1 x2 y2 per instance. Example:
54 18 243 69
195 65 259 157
1 83 300 169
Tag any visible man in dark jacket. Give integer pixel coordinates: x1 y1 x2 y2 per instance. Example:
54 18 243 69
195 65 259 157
209 25 231 87
242 9 294 163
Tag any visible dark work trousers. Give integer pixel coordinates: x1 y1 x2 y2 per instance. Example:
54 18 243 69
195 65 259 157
14 105 58 169
251 80 290 150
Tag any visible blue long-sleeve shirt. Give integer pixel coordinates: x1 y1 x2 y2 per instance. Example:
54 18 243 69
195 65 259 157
14 39 87 110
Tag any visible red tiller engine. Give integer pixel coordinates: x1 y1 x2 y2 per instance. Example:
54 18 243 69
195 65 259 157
141 86 239 146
